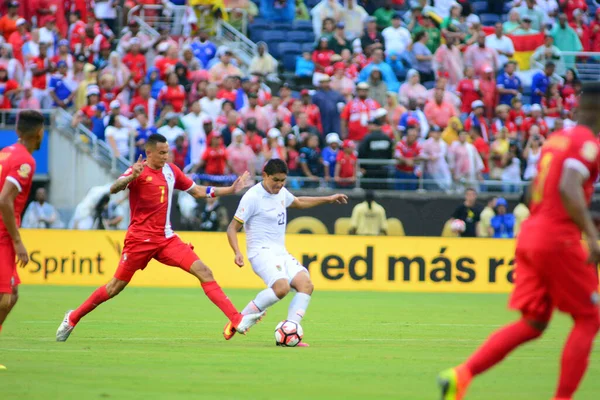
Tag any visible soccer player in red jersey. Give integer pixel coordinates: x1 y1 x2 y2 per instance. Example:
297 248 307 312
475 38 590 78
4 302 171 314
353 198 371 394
0 110 45 370
56 133 264 342
438 82 600 400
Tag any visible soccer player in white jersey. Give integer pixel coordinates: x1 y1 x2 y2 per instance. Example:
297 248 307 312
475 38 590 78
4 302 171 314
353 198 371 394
224 159 348 345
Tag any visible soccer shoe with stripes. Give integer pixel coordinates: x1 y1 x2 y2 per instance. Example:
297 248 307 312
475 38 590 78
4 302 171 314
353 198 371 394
223 321 237 340
56 310 75 342
223 311 266 339
297 342 310 347
438 366 471 400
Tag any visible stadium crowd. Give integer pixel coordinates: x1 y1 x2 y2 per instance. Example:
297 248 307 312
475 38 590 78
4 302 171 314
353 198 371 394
0 0 597 193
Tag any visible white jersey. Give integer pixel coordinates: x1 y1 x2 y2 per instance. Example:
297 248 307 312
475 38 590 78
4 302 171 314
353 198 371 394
234 183 296 259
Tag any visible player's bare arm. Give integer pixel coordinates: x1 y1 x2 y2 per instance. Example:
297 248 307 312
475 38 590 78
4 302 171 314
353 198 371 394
226 218 245 268
289 194 348 209
110 155 144 194
0 178 28 267
188 171 250 199
559 167 600 262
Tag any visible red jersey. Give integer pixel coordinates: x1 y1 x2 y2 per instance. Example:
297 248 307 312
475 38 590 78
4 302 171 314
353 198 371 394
0 80 19 109
120 162 194 239
394 140 422 173
542 96 562 118
473 137 490 174
122 53 147 84
336 151 357 179
560 0 587 22
100 87 121 108
491 119 517 137
155 57 179 79
522 117 549 139
158 85 186 113
456 78 481 114
341 98 380 141
302 104 323 133
29 57 50 90
0 143 36 238
521 126 599 245
509 108 526 131
245 134 263 154
217 89 236 103
78 105 95 119
312 50 334 69
201 146 227 175
564 93 579 113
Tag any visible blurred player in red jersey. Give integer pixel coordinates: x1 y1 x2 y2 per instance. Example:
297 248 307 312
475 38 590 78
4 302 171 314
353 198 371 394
438 82 600 400
0 110 45 370
56 134 264 342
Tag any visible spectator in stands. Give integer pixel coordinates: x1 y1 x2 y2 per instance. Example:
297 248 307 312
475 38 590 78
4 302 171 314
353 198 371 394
39 17 58 57
512 16 539 35
244 118 265 155
200 83 223 122
343 0 369 40
227 128 256 177
30 41 51 108
240 92 270 133
385 92 405 136
313 37 335 76
349 190 387 235
367 68 387 107
295 51 315 78
398 97 429 139
523 103 550 139
145 67 165 100
312 75 346 137
0 44 21 82
249 42 278 81
189 30 217 69
448 130 484 192
330 62 355 99
334 139 357 188
538 0 560 24
200 132 228 175
311 0 343 37
130 83 157 124
133 110 156 159
464 100 490 142
489 197 515 238
398 69 427 107
422 125 451 192
523 132 543 181
513 190 530 237
358 48 399 92
531 61 555 106
502 9 521 35
570 9 590 51
158 112 186 146
49 61 76 109
329 21 351 54
373 0 395 29
291 111 320 140
424 87 457 130
456 66 480 119
470 125 490 180
263 128 287 162
394 126 423 190
122 39 147 87
517 0 545 32
171 135 189 170
182 100 209 163
450 187 480 237
496 61 521 106
322 132 342 183
551 13 583 68
410 30 435 83
465 33 499 79
299 133 324 188
501 141 522 193
0 65 17 109
295 0 310 20
22 187 64 229
492 104 518 138
485 23 515 71
158 72 186 113
209 49 242 85
442 116 462 145
532 34 563 72
359 113 393 189
0 1 21 41
383 13 411 57
477 196 496 237
118 20 151 54
105 114 134 159
433 37 463 89
542 82 562 128
17 83 39 110
560 0 587 22
362 16 386 54
341 82 380 141
218 107 241 143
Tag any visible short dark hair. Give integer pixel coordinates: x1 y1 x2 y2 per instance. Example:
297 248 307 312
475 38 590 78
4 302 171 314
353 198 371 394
263 159 288 176
16 110 45 138
545 61 555 69
146 133 168 148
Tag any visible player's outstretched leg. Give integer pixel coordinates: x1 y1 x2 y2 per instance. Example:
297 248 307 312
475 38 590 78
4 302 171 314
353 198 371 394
187 261 264 337
0 286 19 370
56 278 127 342
438 317 546 400
288 272 313 347
553 313 600 400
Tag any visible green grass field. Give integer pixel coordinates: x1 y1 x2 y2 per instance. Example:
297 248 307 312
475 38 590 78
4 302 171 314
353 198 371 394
1 286 599 400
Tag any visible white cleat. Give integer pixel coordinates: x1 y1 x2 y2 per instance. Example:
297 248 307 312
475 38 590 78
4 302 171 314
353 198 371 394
236 311 266 334
56 310 75 342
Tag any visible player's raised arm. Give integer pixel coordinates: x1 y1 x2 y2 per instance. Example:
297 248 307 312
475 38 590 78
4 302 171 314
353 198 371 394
289 193 348 209
110 155 144 194
227 218 245 268
188 171 250 199
0 179 27 267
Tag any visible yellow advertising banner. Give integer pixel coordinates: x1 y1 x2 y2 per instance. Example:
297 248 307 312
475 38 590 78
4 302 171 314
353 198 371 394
18 230 521 293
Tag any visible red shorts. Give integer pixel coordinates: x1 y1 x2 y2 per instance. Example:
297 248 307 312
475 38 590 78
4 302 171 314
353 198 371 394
114 235 200 282
0 241 20 294
510 244 600 321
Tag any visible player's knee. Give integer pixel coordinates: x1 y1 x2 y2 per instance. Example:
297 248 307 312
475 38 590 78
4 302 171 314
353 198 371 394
297 280 314 295
106 280 127 298
190 261 214 282
272 280 291 299
576 313 600 334
10 292 18 308
524 318 548 336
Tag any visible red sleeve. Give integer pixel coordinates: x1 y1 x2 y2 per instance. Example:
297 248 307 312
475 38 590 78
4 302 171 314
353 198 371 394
565 129 600 178
336 151 344 162
201 148 209 161
6 80 18 91
158 86 167 102
463 117 472 132
5 153 34 193
341 103 350 121
171 163 195 191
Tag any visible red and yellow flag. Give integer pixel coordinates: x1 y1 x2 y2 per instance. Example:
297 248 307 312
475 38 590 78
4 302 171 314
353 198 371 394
506 32 545 71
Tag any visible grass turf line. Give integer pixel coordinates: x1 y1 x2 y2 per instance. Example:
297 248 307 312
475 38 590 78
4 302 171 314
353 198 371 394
0 286 598 400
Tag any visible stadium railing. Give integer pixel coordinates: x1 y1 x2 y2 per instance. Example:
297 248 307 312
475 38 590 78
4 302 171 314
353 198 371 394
52 108 131 174
216 17 255 68
533 51 600 81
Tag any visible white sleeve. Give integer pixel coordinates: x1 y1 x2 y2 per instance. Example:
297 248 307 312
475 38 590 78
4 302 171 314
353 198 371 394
282 187 296 208
564 158 590 180
233 191 257 224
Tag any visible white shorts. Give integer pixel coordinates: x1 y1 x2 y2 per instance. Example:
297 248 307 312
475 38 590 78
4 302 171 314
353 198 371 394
249 250 308 288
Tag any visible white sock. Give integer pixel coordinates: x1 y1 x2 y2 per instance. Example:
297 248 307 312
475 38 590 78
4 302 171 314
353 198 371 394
287 293 311 323
242 288 280 314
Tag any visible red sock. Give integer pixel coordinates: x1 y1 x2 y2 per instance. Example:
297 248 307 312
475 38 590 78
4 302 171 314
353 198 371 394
201 281 241 326
555 315 600 398
69 286 110 326
465 319 542 376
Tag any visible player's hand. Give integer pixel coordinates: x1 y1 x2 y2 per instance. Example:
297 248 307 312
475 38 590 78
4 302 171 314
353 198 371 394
329 194 348 204
234 252 245 268
13 240 29 268
132 155 145 178
231 171 250 193
587 239 600 264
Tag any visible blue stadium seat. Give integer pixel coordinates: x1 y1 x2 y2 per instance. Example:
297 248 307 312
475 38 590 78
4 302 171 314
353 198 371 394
503 3 512 14
283 53 298 71
471 1 488 14
423 81 436 90
481 13 501 26
302 42 316 53
250 29 265 42
287 31 312 43
278 42 303 56
293 20 314 32
273 22 293 31
249 21 272 32
306 0 320 8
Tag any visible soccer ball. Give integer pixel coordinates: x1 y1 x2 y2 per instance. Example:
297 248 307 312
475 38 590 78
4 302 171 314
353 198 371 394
450 219 466 233
274 320 304 347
